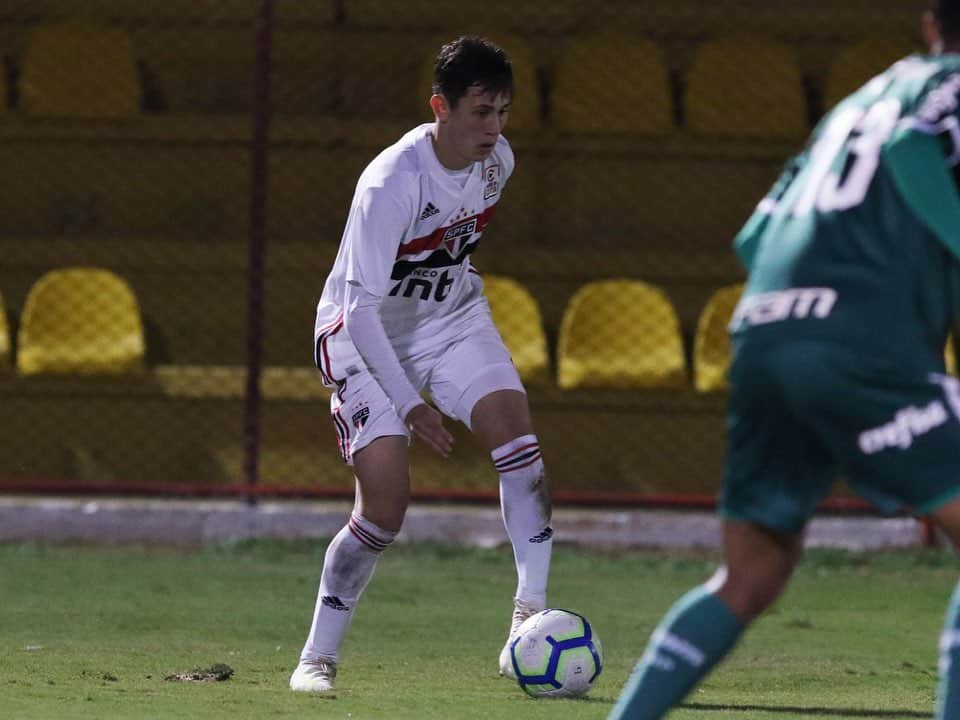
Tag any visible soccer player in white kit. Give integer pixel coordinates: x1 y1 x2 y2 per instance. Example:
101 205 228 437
289 36 554 694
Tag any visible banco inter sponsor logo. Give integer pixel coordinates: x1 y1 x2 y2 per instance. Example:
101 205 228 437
858 400 949 454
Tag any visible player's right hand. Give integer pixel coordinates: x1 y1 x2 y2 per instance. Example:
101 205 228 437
406 403 454 458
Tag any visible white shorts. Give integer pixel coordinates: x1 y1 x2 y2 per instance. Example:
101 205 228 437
322 312 525 464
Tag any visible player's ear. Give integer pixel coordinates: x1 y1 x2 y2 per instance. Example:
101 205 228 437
430 94 450 122
923 10 943 54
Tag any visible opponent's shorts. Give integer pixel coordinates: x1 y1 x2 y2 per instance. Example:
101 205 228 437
320 311 525 464
721 339 960 533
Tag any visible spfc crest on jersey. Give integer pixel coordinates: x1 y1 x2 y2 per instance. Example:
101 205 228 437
442 217 478 256
483 164 500 200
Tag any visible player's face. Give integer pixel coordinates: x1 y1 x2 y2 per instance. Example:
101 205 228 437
433 86 511 168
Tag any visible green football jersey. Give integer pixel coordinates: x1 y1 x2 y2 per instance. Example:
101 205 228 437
733 53 960 364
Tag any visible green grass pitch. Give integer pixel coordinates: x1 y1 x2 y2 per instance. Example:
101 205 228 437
0 540 952 719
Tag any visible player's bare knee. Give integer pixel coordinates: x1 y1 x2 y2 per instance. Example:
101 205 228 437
356 503 406 535
354 487 408 533
467 383 531 450
713 565 784 621
930 499 960 549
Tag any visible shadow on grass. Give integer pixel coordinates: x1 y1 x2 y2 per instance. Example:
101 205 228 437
682 703 928 718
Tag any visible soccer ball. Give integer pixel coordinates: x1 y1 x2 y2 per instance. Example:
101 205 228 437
509 608 603 698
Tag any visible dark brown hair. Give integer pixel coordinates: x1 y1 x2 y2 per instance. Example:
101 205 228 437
432 36 513 108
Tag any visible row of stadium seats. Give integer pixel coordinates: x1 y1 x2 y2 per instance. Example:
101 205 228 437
5 0 925 35
0 267 747 393
0 20 917 136
0 23 915 246
0 23 914 247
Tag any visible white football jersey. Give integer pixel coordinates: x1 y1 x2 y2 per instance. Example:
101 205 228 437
315 123 514 369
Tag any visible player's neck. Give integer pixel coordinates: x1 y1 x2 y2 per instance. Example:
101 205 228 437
430 126 473 171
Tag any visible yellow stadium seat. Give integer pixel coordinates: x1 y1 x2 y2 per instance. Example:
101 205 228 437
947 334 958 377
685 35 807 140
557 280 687 390
0 291 10 372
483 275 550 386
823 36 917 111
17 268 145 376
693 283 744 393
419 32 542 132
552 33 673 136
20 21 141 118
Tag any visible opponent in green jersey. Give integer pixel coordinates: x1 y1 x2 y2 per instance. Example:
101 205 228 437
733 52 960 362
610 4 960 719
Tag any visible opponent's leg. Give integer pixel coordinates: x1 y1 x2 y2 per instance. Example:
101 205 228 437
471 389 553 677
929 497 960 720
291 436 409 693
608 520 802 719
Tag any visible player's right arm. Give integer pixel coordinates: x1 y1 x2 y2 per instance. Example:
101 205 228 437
341 182 454 457
884 72 960 263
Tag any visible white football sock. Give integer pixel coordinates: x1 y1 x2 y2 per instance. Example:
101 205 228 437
493 434 553 608
300 512 396 663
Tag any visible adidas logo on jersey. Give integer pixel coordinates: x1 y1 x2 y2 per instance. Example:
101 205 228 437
419 202 440 220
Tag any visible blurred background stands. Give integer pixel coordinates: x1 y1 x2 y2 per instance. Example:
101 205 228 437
0 0 940 504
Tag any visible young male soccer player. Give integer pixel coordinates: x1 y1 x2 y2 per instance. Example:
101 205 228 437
289 36 553 694
610 3 960 718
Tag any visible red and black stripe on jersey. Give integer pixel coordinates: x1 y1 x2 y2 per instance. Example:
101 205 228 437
390 204 497 282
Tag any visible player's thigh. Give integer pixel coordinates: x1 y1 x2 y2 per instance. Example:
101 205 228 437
329 369 410 465
819 370 960 516
720 346 836 534
429 316 526 439
330 372 412 530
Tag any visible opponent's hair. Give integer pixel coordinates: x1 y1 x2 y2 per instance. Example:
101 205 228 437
937 0 960 37
432 36 513 107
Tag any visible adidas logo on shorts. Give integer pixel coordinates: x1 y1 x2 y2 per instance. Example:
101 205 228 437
419 202 440 220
